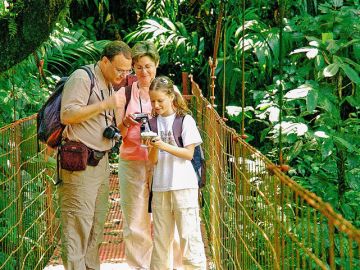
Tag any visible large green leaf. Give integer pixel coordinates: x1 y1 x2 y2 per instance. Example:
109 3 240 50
341 64 360 84
333 136 355 152
306 88 318 112
323 63 339 77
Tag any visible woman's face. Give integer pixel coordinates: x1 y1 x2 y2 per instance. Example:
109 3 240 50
133 56 158 87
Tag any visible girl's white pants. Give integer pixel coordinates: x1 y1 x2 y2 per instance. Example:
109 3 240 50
119 158 183 269
151 189 207 270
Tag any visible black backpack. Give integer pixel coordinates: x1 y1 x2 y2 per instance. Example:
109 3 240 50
37 66 95 148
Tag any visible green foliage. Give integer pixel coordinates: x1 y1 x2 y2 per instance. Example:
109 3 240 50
0 24 107 126
126 17 205 74
145 0 179 21
41 26 108 76
0 62 44 124
215 0 360 228
0 0 71 73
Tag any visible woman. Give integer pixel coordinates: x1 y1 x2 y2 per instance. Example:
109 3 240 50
116 41 181 269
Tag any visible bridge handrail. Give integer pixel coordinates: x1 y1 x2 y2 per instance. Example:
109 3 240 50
0 82 359 269
189 75 359 270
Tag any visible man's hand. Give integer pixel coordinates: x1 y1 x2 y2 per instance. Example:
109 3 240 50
62 91 126 125
104 90 126 110
122 113 139 128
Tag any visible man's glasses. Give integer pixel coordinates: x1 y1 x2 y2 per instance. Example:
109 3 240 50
110 61 132 77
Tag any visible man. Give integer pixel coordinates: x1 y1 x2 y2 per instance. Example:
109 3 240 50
59 40 132 270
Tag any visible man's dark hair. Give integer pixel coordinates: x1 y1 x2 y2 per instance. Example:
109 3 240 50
101 41 132 61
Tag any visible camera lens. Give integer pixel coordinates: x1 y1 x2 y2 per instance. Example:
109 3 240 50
113 132 121 142
103 125 121 142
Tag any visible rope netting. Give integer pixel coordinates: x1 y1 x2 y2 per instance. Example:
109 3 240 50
189 76 360 270
0 115 60 269
0 87 359 269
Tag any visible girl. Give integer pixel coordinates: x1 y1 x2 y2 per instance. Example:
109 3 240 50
148 76 207 270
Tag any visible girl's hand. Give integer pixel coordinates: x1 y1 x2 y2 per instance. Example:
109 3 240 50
142 138 154 148
150 137 195 160
150 136 162 148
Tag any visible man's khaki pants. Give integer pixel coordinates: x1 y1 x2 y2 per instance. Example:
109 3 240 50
151 189 207 270
59 154 110 270
118 159 183 269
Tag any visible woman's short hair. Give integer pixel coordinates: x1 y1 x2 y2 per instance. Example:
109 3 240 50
131 41 160 65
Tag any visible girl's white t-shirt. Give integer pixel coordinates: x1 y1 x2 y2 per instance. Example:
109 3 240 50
152 113 202 192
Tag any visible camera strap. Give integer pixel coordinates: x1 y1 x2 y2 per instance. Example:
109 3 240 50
139 94 143 113
92 62 117 128
99 86 117 128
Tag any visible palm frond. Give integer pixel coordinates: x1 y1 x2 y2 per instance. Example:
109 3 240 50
40 25 108 76
126 17 205 73
145 0 179 21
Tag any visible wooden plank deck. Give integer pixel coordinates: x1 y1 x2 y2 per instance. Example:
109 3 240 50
44 174 130 269
44 173 211 270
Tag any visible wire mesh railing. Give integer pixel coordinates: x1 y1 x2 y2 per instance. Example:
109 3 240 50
189 77 360 270
1 80 359 269
0 115 60 270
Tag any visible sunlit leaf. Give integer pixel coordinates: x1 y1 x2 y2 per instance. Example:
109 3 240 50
290 48 311 55
162 17 176 31
272 122 308 136
268 107 280 123
321 32 334 43
323 63 339 77
285 84 312 100
306 48 319 59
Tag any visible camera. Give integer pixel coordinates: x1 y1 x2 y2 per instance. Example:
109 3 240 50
133 113 150 132
133 113 149 124
103 125 121 142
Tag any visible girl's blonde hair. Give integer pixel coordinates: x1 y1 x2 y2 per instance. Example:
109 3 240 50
149 76 190 117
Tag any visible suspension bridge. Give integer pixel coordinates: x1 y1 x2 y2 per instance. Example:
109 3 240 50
0 77 359 270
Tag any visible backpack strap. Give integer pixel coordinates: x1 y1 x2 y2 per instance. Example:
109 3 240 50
78 66 95 104
124 85 132 113
173 115 185 147
148 117 158 134
148 115 185 146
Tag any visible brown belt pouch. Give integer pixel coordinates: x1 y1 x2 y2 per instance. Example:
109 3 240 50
60 140 88 171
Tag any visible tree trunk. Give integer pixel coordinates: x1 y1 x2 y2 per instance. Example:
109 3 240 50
0 0 69 73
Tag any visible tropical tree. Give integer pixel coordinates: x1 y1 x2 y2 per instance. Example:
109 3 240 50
0 0 70 73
